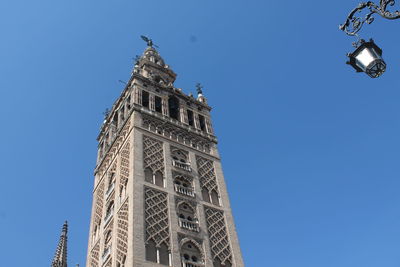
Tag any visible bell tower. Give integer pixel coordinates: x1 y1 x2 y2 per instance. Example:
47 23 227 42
86 39 244 267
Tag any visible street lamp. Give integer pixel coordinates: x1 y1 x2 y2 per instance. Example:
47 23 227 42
347 39 386 78
339 0 400 78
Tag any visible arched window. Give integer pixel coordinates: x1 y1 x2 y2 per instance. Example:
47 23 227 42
105 201 114 223
171 149 188 163
154 171 164 187
144 168 164 188
104 230 112 246
168 96 180 120
145 240 170 265
159 242 169 265
202 188 211 203
174 176 191 188
171 148 191 172
181 241 203 266
144 168 153 183
119 181 127 203
145 239 157 262
214 259 222 267
177 202 199 231
211 190 220 206
107 171 115 190
92 224 98 244
113 113 118 128
177 202 195 221
213 259 232 267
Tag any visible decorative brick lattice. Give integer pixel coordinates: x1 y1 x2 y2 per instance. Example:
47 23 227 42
94 181 105 225
90 242 100 267
142 115 212 154
144 187 170 248
116 200 129 266
196 156 219 192
120 142 130 185
204 207 232 265
97 117 131 178
143 136 165 174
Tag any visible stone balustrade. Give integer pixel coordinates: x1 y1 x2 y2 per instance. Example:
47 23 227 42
179 218 199 232
172 160 192 172
181 259 204 267
174 184 195 197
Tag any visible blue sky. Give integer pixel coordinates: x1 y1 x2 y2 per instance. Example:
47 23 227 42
1 0 400 266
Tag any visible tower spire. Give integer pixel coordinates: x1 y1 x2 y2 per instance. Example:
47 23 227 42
51 221 68 267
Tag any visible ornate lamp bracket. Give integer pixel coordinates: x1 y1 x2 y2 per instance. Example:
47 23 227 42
339 0 400 36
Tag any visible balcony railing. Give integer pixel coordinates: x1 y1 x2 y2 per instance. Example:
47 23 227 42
172 160 192 172
102 246 111 262
174 184 195 197
181 259 204 267
103 211 113 228
178 218 199 232
105 183 115 199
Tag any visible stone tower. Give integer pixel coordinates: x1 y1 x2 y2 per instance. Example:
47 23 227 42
86 41 244 267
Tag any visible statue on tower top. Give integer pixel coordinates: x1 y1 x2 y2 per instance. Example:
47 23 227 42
196 83 203 95
140 35 158 48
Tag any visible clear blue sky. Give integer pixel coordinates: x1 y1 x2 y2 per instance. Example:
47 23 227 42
1 1 400 266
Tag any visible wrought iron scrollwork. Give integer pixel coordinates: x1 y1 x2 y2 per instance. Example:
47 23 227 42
340 0 400 36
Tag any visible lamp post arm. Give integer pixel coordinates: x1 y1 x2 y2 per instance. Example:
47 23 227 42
339 0 400 36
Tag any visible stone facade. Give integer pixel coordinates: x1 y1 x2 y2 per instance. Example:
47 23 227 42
85 44 244 267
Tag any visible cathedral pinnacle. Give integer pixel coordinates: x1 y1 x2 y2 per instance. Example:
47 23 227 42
51 221 68 267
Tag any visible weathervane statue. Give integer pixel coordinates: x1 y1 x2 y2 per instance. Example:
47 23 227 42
140 35 158 48
196 83 203 95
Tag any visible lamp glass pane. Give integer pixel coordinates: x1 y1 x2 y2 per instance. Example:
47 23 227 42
355 47 379 69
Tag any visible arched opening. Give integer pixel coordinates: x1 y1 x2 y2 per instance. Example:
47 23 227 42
113 113 118 128
187 109 194 126
144 168 153 183
105 201 114 223
177 203 195 221
198 114 206 131
174 176 191 188
155 96 162 113
92 225 98 244
202 188 211 203
107 171 115 191
211 190 220 206
154 171 164 187
168 96 180 120
145 239 157 262
104 230 112 246
142 90 150 108
181 241 202 265
171 149 188 163
159 242 169 265
213 259 222 267
177 203 198 231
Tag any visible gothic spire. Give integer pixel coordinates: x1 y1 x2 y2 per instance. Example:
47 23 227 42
51 221 68 267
